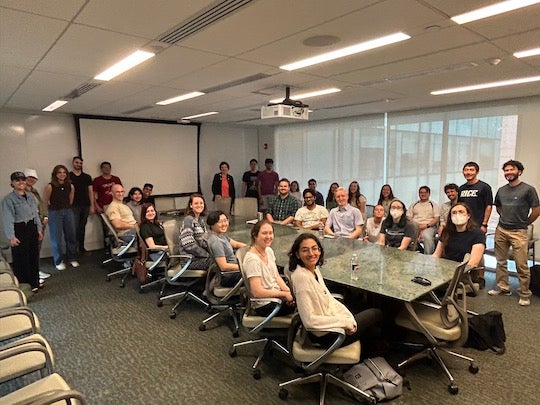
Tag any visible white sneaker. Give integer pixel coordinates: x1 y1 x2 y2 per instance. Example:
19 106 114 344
519 298 530 306
488 288 511 296
55 262 66 271
39 271 51 279
70 261 80 268
39 278 46 284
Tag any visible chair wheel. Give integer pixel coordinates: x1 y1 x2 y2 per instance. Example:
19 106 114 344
469 363 479 374
169 312 176 319
252 369 261 380
157 301 163 307
448 383 458 395
106 277 111 282
232 330 239 338
228 347 237 357
199 324 207 331
139 287 145 293
279 388 288 400
119 282 125 288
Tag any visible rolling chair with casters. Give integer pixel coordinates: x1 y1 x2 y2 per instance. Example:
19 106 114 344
277 314 376 404
158 220 208 319
229 246 293 379
232 197 258 218
394 261 479 395
0 307 40 343
198 261 244 337
99 213 138 287
135 227 168 293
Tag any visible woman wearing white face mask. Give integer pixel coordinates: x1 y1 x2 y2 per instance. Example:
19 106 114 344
378 199 416 250
433 202 485 266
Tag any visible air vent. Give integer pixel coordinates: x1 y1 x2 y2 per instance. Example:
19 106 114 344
158 0 255 44
63 82 102 100
122 106 154 114
202 72 270 93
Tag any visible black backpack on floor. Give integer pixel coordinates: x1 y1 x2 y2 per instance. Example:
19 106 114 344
530 265 540 296
465 311 506 355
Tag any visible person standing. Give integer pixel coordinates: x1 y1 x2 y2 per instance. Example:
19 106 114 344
258 158 279 211
211 161 235 213
142 183 154 204
2 172 43 292
438 183 459 237
488 160 539 306
69 156 94 254
92 161 122 214
24 168 51 282
307 179 325 206
242 159 260 199
44 165 79 270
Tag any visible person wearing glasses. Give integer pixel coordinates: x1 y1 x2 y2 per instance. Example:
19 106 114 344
207 210 246 287
288 233 382 348
294 189 329 230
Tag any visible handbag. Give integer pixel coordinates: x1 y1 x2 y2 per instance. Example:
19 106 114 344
132 257 148 284
343 357 402 402
465 311 506 354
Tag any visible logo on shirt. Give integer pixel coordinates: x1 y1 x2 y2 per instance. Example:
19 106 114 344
460 190 478 197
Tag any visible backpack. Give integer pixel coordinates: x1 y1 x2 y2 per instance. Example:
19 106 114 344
530 265 540 296
465 311 506 354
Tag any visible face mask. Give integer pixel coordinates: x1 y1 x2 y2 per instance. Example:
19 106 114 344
390 209 403 219
451 213 468 226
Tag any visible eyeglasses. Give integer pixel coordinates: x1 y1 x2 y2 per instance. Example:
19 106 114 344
217 218 229 224
451 210 467 215
299 246 320 254
304 196 314 200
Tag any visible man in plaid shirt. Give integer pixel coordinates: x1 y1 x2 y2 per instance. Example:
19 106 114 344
266 178 300 225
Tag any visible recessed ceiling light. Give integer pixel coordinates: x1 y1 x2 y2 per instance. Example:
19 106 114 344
514 47 540 58
431 75 540 95
451 0 540 24
280 32 410 71
156 92 205 105
42 100 68 112
181 111 219 120
269 88 341 103
94 50 155 81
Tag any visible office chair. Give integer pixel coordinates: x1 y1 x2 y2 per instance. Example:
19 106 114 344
394 261 479 395
0 307 41 343
277 314 376 404
0 287 27 310
157 220 208 319
0 333 54 385
198 260 244 337
365 204 375 218
135 227 168 293
485 223 537 262
0 373 87 404
229 246 293 379
0 268 18 288
100 213 138 287
407 220 421 252
232 197 258 218
214 196 233 213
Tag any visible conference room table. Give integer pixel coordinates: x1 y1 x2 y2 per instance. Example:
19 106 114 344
224 217 459 303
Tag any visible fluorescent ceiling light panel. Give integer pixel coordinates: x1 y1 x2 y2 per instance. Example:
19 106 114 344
431 75 540 95
156 91 205 105
451 0 540 24
94 50 155 81
42 100 68 112
514 47 540 58
269 88 341 103
280 32 410 71
182 111 219 120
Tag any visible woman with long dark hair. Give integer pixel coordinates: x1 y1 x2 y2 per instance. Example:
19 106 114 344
348 181 367 217
325 182 339 210
43 164 78 270
378 199 416 250
377 184 395 215
288 233 381 348
125 186 143 222
139 203 168 260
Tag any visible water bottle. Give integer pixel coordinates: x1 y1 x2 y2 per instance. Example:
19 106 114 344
351 253 359 281
318 222 324 237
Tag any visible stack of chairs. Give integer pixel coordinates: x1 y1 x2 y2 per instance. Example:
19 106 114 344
0 254 87 404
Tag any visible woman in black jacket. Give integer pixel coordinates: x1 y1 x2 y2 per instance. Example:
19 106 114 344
211 161 235 212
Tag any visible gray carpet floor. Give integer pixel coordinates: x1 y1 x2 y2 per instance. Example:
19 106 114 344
4 252 539 404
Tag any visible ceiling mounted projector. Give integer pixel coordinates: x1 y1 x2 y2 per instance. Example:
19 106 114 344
261 86 309 120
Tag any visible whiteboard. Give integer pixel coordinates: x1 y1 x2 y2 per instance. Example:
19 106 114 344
78 117 199 195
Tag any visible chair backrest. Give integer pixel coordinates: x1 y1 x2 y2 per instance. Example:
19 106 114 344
214 197 232 213
162 220 178 252
439 261 469 345
235 246 251 292
365 204 375 218
407 220 420 251
100 213 120 244
233 197 258 218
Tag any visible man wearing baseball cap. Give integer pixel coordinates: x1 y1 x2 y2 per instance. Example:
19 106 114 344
24 168 52 283
2 171 43 292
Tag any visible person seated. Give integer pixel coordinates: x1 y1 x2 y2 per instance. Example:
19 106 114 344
324 187 363 239
364 204 385 243
207 210 246 287
178 194 213 269
294 189 329 230
377 184 395 215
288 233 382 348
266 178 301 225
243 220 295 316
139 203 168 261
378 199 416 250
407 186 439 254
289 180 303 206
348 181 367 218
106 184 136 242
325 182 339 211
433 202 485 267
307 178 325 206
125 187 143 222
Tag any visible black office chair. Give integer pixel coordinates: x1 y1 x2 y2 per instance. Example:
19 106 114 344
100 213 138 287
394 261 479 395
135 226 168 293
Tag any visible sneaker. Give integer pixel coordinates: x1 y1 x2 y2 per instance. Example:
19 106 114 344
39 278 46 284
70 261 80 268
55 262 66 271
488 288 512 296
519 298 530 306
39 271 51 279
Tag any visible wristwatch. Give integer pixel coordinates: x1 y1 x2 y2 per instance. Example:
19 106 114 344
481 223 488 227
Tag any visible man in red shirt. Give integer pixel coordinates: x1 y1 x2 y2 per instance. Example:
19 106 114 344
257 158 279 212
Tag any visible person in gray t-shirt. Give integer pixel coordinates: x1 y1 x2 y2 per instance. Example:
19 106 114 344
489 160 540 306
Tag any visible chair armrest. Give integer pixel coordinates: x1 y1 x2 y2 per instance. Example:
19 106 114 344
0 341 54 377
0 287 26 307
249 299 285 334
303 329 346 371
16 389 87 405
168 256 194 282
0 307 40 333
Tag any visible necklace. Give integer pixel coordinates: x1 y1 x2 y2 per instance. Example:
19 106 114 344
254 245 266 257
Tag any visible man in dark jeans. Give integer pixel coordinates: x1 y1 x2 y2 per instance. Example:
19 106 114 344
69 156 94 253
